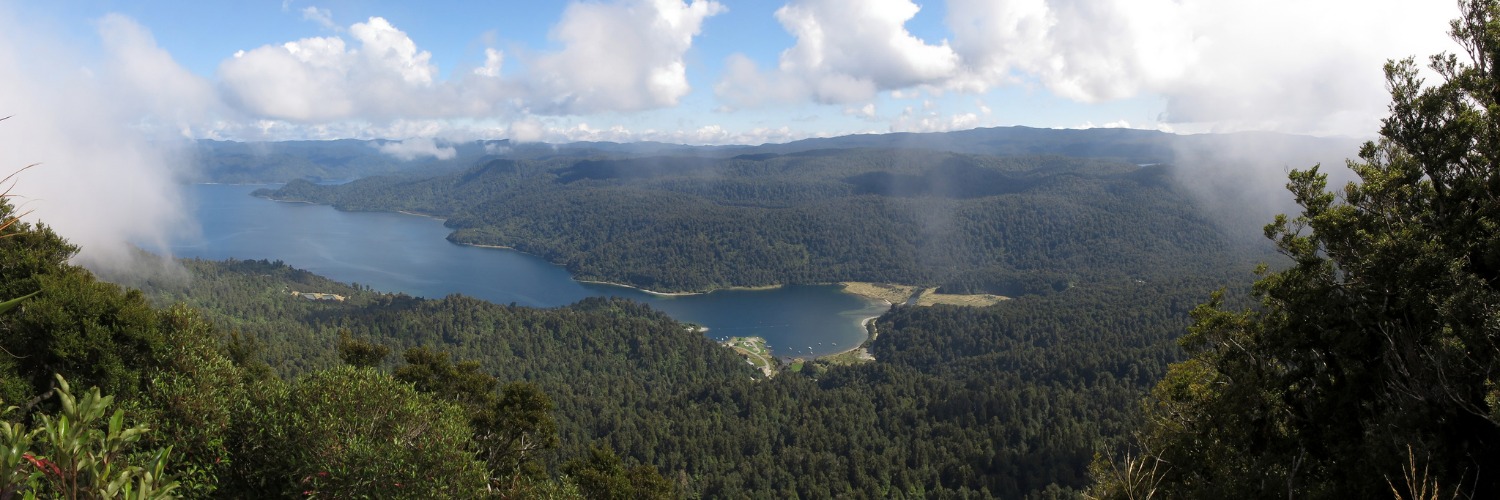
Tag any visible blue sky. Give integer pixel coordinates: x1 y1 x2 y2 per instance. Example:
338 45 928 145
0 0 1464 146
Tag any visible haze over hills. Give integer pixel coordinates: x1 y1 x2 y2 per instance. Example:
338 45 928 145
248 126 1357 294
197 126 1363 184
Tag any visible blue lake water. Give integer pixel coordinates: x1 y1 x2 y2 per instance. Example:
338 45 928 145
170 184 887 359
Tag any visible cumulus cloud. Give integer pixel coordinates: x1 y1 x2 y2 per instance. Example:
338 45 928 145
474 48 504 77
218 17 442 121
219 0 721 126
375 137 457 160
716 0 956 107
720 0 1457 136
944 0 1195 101
525 0 724 113
0 9 197 270
947 0 1461 134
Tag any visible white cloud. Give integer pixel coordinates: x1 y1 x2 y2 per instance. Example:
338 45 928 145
474 48 504 77
1148 1 1455 135
375 137 457 160
717 0 1457 137
351 17 436 86
218 16 444 122
96 14 223 130
889 106 981 133
506 118 546 142
526 0 724 113
219 1 722 124
0 9 196 270
302 6 338 31
1070 120 1137 130
948 0 1460 135
843 103 877 119
716 0 956 107
890 89 919 100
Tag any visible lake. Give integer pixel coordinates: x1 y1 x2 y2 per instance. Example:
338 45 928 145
170 184 887 359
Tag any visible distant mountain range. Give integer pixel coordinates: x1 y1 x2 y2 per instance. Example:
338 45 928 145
193 126 1365 184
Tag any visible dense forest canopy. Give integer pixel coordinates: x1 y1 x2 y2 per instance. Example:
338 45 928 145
101 255 1231 498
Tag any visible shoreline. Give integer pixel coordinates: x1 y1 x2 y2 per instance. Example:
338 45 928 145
823 317 878 357
803 299 888 360
802 309 885 362
458 242 513 250
574 279 784 297
262 197 317 205
247 197 910 306
396 210 447 222
576 279 702 297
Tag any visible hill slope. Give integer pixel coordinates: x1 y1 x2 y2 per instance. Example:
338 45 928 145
264 148 1254 293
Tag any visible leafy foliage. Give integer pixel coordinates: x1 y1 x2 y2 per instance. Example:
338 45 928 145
1 374 178 499
226 365 487 497
392 345 559 484
563 445 677 500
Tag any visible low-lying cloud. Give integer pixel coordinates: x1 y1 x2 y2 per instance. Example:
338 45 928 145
1169 133 1365 243
0 11 195 271
376 137 457 160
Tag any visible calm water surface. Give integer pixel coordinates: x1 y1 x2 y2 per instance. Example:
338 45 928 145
171 184 886 359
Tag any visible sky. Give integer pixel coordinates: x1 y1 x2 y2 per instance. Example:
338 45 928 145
0 0 1470 267
0 0 1465 146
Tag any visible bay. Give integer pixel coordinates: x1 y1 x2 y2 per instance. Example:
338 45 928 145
170 184 887 359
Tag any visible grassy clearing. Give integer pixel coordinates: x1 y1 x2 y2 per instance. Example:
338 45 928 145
820 348 875 366
842 282 1008 307
913 288 1009 307
840 282 919 304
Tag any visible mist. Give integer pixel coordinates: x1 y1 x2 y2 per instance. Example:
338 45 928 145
1168 132 1365 245
0 9 202 274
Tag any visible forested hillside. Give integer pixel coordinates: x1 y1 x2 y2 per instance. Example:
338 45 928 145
264 148 1257 293
108 256 1240 498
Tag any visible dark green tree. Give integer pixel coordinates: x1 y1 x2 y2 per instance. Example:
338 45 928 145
394 347 559 486
1101 1 1500 497
562 445 676 500
336 329 389 368
226 366 486 497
